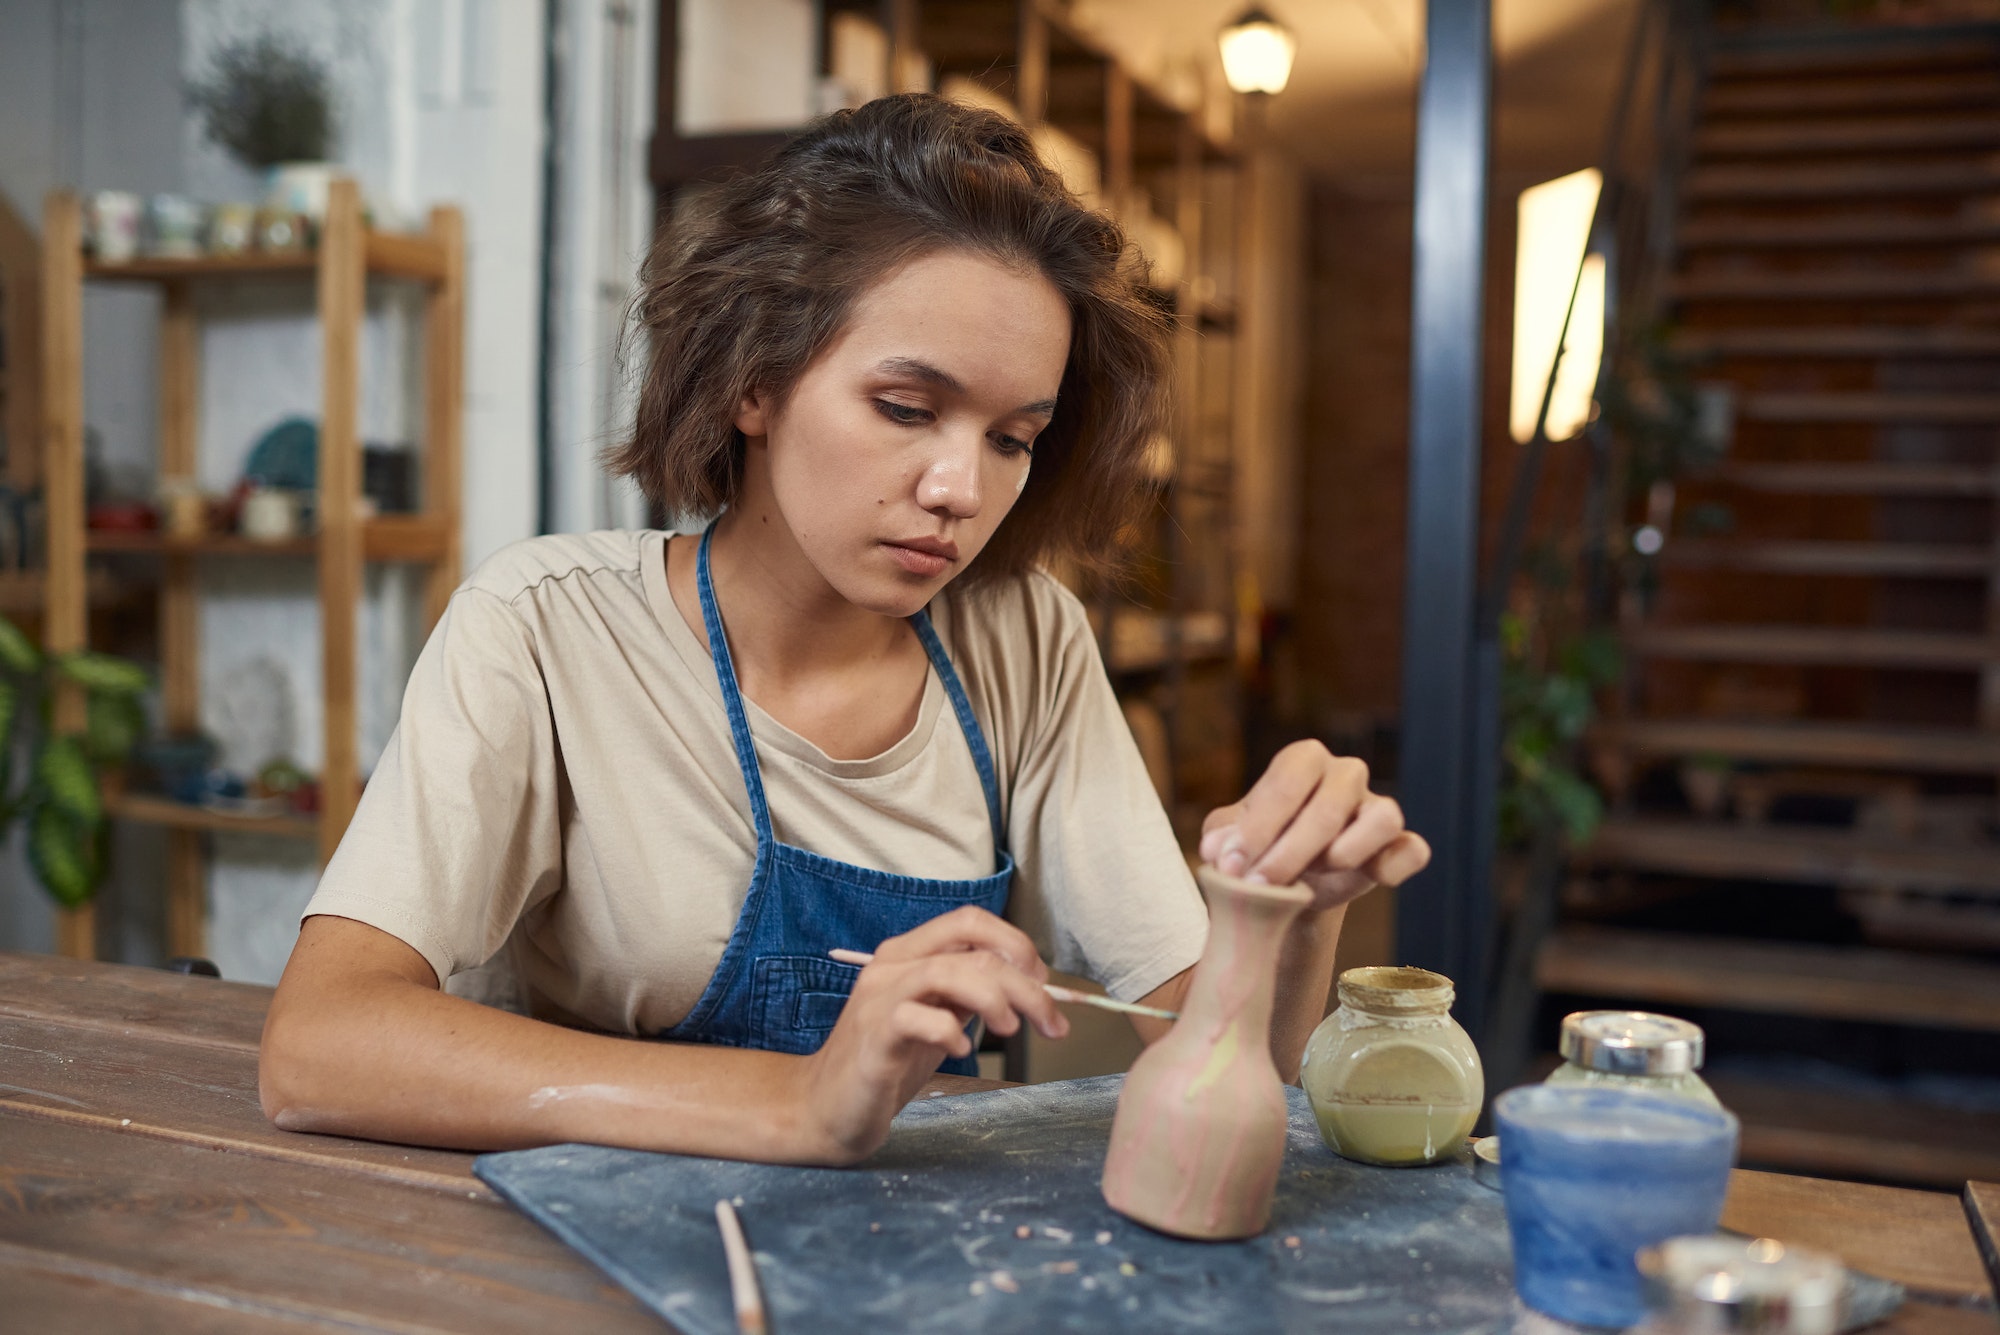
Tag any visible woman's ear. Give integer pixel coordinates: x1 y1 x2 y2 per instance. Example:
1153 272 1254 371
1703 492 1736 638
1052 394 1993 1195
733 389 772 440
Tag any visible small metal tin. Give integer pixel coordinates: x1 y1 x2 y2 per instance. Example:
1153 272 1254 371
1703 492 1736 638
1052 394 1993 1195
1470 1134 1502 1191
1560 1010 1705 1078
1637 1235 1846 1334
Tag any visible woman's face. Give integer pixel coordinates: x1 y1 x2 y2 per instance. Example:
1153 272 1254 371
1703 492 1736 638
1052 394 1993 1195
735 248 1071 617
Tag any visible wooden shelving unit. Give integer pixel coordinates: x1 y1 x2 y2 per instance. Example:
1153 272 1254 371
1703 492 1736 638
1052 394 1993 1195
40 179 464 961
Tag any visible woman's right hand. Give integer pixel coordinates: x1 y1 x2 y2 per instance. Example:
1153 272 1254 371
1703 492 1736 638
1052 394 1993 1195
794 906 1069 1164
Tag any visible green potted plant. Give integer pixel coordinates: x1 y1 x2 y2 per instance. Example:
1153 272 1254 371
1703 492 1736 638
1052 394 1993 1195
0 616 149 907
186 34 339 219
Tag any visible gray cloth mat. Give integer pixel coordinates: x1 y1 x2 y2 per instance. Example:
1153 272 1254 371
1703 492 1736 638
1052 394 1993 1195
474 1074 1903 1334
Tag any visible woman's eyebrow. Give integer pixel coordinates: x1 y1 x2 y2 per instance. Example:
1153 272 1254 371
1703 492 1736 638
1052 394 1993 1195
876 357 1057 417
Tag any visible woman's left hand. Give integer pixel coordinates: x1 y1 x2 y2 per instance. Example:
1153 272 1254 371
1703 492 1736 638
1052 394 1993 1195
1198 740 1431 913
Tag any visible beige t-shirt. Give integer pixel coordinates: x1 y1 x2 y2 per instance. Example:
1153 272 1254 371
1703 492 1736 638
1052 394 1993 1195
305 529 1206 1034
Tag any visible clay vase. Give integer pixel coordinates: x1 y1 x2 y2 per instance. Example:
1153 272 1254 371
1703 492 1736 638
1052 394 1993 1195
1100 865 1313 1240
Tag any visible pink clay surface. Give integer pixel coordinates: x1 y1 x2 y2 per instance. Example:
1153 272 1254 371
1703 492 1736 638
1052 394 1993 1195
1100 866 1311 1239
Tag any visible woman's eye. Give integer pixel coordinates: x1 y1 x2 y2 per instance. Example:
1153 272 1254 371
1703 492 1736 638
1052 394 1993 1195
874 399 931 425
990 432 1034 457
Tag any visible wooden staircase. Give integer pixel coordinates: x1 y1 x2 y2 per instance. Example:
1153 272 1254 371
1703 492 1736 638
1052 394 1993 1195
1558 20 2000 1187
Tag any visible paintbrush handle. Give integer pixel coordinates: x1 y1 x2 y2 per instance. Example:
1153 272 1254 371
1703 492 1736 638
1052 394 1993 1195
714 1199 766 1335
1043 983 1180 1023
826 949 1178 1022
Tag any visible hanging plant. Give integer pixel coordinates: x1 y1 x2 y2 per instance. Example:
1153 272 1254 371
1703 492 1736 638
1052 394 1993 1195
0 616 149 907
186 34 336 170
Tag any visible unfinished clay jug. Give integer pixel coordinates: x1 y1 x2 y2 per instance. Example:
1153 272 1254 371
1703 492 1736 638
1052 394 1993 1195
1101 865 1313 1239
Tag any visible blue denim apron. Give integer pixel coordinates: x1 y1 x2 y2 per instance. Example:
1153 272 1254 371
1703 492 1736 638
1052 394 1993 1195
660 526 1014 1075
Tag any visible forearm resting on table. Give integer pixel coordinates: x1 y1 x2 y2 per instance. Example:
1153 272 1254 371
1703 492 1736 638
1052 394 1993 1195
260 915 824 1163
1128 902 1345 1084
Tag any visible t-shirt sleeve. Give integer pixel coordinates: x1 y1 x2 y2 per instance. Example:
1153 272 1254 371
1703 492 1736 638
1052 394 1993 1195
302 587 563 986
1001 577 1207 1002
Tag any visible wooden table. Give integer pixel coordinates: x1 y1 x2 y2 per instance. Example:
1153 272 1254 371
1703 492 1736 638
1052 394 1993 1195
1 952 1993 1332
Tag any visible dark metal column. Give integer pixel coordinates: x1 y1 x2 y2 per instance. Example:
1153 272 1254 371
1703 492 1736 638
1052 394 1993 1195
1396 0 1495 1035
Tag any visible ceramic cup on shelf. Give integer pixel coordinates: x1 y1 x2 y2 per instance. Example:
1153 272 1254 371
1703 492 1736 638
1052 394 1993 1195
86 191 143 262
240 487 303 543
146 195 206 259
159 479 207 541
208 202 256 255
255 207 308 253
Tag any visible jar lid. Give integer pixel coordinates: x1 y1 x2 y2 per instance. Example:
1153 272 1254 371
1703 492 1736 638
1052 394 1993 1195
1638 1236 1846 1334
1336 966 1455 1014
1559 1010 1705 1076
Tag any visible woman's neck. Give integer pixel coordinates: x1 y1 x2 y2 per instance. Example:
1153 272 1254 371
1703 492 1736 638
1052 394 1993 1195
703 502 910 682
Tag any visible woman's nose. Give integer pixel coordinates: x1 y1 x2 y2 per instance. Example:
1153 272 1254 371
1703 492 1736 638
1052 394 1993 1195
918 438 983 518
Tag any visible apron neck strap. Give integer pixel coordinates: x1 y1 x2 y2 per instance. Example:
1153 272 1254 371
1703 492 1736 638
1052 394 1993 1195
697 524 775 843
908 609 1007 853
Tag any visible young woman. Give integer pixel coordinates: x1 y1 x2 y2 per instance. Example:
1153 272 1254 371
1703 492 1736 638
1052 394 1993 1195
260 95 1429 1167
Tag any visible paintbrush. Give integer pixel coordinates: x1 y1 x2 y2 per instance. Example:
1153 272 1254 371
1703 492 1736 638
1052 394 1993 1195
714 1199 766 1335
827 948 1179 1022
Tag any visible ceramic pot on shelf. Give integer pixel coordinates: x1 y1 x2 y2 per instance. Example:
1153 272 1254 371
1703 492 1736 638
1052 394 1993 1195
264 162 337 222
1100 864 1312 1240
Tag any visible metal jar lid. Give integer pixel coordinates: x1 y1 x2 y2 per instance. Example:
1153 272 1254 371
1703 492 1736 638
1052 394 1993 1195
1559 1010 1705 1076
1637 1236 1846 1334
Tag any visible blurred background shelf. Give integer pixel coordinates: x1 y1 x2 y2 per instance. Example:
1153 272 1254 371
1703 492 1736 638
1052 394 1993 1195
104 791 317 842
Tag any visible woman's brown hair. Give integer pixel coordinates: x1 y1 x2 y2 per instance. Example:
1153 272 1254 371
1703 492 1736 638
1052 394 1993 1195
609 92 1171 584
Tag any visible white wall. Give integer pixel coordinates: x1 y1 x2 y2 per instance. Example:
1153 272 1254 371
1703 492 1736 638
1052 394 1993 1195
544 0 656 536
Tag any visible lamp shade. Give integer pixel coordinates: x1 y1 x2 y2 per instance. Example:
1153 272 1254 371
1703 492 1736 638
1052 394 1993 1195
1219 7 1296 95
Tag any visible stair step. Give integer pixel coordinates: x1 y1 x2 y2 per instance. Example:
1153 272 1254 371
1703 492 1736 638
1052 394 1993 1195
1710 32 2000 79
1740 391 2000 423
1674 326 2000 358
1686 158 2000 202
1699 114 2000 158
1599 717 2000 772
1706 1073 2000 1189
1629 623 2000 669
1706 71 2000 117
1670 267 2000 301
1681 210 2000 249
1713 461 2000 494
1537 922 2000 1030
1660 539 1992 578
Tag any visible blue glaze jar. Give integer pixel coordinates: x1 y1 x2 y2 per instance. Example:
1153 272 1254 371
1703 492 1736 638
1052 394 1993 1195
1494 1085 1740 1328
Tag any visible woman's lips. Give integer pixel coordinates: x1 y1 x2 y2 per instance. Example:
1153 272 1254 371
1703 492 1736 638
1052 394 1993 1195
883 540 955 577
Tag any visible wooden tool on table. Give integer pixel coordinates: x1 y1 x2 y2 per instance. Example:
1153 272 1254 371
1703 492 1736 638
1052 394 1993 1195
714 1199 766 1335
827 948 1179 1022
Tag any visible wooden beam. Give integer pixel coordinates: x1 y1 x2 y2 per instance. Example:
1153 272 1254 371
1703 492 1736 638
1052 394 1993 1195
422 206 465 635
0 194 42 491
316 181 365 866
41 193 92 960
1103 63 1133 216
889 0 923 93
158 279 205 960
1016 0 1048 123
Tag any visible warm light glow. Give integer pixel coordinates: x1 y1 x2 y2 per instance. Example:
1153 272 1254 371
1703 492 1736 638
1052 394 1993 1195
1219 8 1296 95
1510 168 1604 444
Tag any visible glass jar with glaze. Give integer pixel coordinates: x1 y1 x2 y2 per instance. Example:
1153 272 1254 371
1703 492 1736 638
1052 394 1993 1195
1299 966 1483 1166
1543 1011 1721 1108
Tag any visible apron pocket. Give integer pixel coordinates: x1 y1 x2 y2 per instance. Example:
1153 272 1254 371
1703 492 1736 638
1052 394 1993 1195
751 955 862 1055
